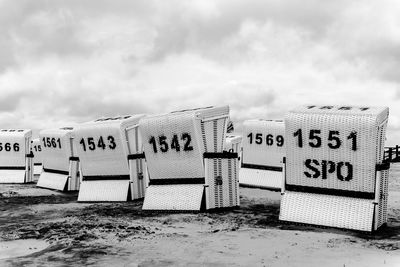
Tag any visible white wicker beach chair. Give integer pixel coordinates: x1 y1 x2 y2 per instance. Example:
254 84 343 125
0 129 33 183
140 106 240 211
279 105 390 231
31 138 43 176
239 120 285 190
36 127 80 191
74 115 147 202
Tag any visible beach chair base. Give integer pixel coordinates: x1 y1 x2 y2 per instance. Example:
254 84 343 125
279 191 375 231
37 171 69 191
143 184 205 211
78 180 130 202
239 168 282 190
33 164 43 176
0 169 27 184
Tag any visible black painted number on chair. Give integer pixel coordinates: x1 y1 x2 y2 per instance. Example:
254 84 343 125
0 142 20 152
79 136 117 152
247 133 284 147
149 133 193 154
33 144 41 152
42 137 62 149
293 129 357 151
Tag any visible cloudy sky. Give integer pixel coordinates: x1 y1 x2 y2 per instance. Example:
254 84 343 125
1 0 400 144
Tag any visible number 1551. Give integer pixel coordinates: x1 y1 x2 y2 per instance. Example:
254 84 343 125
293 129 357 151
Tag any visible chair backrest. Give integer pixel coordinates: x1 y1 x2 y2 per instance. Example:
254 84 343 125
139 106 230 180
73 115 145 177
242 120 285 169
285 105 389 194
0 129 32 168
40 127 75 172
31 138 42 165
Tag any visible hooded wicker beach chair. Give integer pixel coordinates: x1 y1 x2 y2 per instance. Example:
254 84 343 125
140 106 240 211
74 115 147 202
239 119 285 190
279 105 390 231
0 129 33 184
31 138 43 176
36 127 80 191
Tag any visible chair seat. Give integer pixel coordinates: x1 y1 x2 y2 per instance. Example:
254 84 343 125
280 191 375 231
239 167 282 190
36 170 68 191
0 169 26 183
78 180 130 202
142 184 205 211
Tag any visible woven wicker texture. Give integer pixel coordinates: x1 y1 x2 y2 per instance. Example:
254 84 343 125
142 184 205 211
67 160 80 191
129 158 147 199
375 121 389 229
280 191 374 231
225 135 243 153
224 134 242 206
0 129 32 168
239 168 282 189
139 106 229 180
33 164 43 176
73 115 145 177
31 138 42 165
37 128 80 191
126 124 147 200
40 128 75 172
285 105 389 193
25 156 34 183
0 170 26 183
376 169 389 229
78 180 130 202
242 120 285 167
36 171 68 191
240 120 285 190
205 158 239 209
31 138 43 176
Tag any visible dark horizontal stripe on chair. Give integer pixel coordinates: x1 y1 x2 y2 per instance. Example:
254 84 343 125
285 184 375 199
0 166 25 170
376 162 390 171
149 178 205 185
82 175 130 181
43 168 69 175
127 153 145 160
203 152 238 159
241 163 283 172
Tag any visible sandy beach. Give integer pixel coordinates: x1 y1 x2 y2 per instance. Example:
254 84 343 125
1 165 400 267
